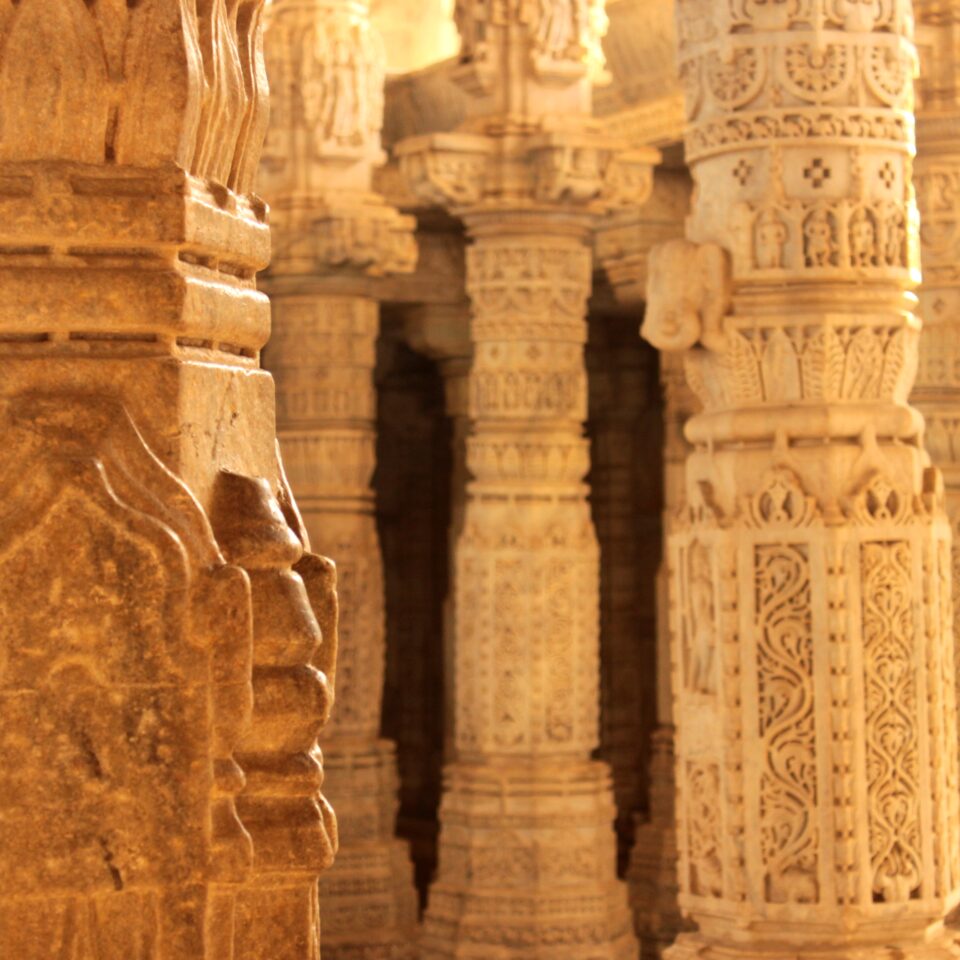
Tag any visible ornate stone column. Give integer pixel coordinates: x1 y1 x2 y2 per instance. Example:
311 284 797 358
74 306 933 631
397 4 658 953
913 2 960 647
0 3 338 958
259 0 419 955
642 3 960 960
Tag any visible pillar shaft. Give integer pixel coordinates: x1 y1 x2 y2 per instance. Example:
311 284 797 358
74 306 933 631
419 215 637 959
0 2 337 957
913 0 960 659
397 1 658 949
643 2 960 957
261 0 418 954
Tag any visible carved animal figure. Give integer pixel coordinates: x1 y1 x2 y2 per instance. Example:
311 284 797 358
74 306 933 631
642 239 732 352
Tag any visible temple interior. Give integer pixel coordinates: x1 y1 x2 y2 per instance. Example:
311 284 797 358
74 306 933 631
2 1 960 959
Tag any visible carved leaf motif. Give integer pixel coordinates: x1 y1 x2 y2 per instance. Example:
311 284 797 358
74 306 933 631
880 326 910 402
194 0 247 183
90 0 130 82
801 327 825 400
762 328 801 402
230 0 270 193
727 329 763 406
0 0 110 162
115 0 204 168
844 327 883 399
823 325 845 400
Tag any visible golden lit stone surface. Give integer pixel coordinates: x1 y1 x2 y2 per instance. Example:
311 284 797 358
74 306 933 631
0 3 338 957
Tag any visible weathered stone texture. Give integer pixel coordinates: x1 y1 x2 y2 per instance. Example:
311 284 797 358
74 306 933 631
0 3 337 957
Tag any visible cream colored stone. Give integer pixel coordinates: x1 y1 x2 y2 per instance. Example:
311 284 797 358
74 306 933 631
260 0 419 956
912 0 960 731
396 1 658 954
0 2 338 957
644 4 960 960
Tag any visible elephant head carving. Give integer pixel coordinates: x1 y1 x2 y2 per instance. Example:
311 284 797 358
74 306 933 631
641 239 732 353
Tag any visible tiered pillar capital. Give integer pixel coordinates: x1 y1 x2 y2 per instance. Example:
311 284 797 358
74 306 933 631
263 0 417 282
396 125 658 224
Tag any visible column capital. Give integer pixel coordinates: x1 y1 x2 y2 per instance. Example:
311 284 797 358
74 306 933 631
263 0 417 280
596 166 691 307
396 125 659 223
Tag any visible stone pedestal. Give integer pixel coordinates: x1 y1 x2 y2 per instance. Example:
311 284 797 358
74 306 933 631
0 3 338 957
643 3 960 959
261 0 419 955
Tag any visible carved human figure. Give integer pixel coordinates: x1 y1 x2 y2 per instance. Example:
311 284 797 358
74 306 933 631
535 0 575 59
756 208 788 268
686 541 716 695
883 208 905 266
837 0 880 31
850 207 877 266
326 33 361 144
804 207 835 266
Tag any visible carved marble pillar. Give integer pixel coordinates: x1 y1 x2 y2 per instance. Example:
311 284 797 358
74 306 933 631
397 4 658 951
913 1 960 659
0 3 338 958
642 2 960 959
260 0 418 956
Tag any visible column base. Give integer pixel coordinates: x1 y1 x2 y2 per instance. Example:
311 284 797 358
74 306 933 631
666 932 960 960
420 759 637 959
319 740 419 960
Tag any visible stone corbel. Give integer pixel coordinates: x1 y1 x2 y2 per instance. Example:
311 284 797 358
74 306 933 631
395 132 493 208
641 238 732 353
269 192 417 278
600 150 659 208
527 131 660 208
